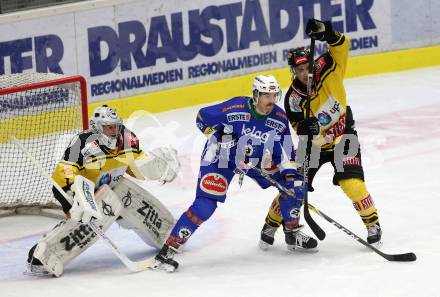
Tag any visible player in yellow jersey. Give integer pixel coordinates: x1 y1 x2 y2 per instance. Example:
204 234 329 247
26 105 180 277
259 19 382 250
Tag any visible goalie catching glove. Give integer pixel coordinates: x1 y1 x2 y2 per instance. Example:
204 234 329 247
135 147 180 183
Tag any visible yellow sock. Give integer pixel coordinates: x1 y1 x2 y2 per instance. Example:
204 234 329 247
264 194 283 227
339 178 379 227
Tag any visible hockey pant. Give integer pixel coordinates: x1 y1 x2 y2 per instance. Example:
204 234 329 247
164 162 303 249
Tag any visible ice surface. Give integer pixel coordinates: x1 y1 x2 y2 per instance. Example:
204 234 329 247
1 67 439 297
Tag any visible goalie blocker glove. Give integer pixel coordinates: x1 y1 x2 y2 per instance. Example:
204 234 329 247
69 176 102 224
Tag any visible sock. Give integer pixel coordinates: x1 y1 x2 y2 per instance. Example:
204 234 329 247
339 178 379 227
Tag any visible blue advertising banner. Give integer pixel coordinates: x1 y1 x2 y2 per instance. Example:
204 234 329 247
1 0 436 103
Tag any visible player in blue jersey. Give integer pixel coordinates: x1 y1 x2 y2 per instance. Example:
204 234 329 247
152 75 318 272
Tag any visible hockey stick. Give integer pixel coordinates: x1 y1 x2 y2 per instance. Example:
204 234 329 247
251 165 417 262
306 204 417 262
302 38 326 240
11 136 155 272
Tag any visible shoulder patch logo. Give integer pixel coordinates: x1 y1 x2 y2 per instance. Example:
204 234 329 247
275 111 288 121
221 104 245 112
81 140 102 159
265 117 286 132
227 112 251 122
289 93 303 112
125 132 139 146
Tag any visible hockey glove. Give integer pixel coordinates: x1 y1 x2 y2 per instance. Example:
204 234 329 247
297 117 320 136
279 173 305 199
136 147 181 183
306 19 337 43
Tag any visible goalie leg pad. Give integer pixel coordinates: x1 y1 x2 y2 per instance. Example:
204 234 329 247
30 185 123 277
113 176 176 249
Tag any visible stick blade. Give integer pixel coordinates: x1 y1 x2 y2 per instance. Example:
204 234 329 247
386 252 417 262
304 212 326 240
305 202 326 240
136 257 156 271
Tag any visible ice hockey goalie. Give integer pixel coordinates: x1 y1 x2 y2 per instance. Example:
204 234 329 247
26 105 180 277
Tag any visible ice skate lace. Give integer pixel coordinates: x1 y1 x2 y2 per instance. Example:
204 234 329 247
295 231 311 246
262 226 277 237
367 224 381 237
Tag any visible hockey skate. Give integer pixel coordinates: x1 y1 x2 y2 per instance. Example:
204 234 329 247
25 246 51 277
25 242 63 277
25 261 51 277
367 223 382 246
258 223 278 250
284 225 318 252
151 244 179 272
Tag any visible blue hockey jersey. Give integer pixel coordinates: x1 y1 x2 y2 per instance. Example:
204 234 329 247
196 96 295 174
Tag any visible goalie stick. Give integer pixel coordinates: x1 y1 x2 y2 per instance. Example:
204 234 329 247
251 165 417 262
11 136 156 272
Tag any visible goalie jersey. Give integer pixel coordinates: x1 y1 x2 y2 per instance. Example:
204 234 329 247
52 125 144 212
286 32 350 151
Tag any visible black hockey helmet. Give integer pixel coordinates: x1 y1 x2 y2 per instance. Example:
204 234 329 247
287 47 311 68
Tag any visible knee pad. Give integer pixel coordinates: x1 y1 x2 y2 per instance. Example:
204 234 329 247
167 196 218 248
189 196 218 221
277 194 300 222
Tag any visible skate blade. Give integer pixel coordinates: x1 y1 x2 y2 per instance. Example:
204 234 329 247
287 245 319 253
369 240 383 249
258 240 273 251
23 269 52 277
149 260 177 273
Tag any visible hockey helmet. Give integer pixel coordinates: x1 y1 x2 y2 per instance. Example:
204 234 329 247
251 75 282 104
287 47 311 67
287 47 312 76
90 105 123 149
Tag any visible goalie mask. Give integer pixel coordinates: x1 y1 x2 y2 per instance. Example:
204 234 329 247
90 105 123 149
252 75 282 105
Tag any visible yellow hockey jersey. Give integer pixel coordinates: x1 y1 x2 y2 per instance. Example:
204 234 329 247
285 32 351 151
52 125 144 192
